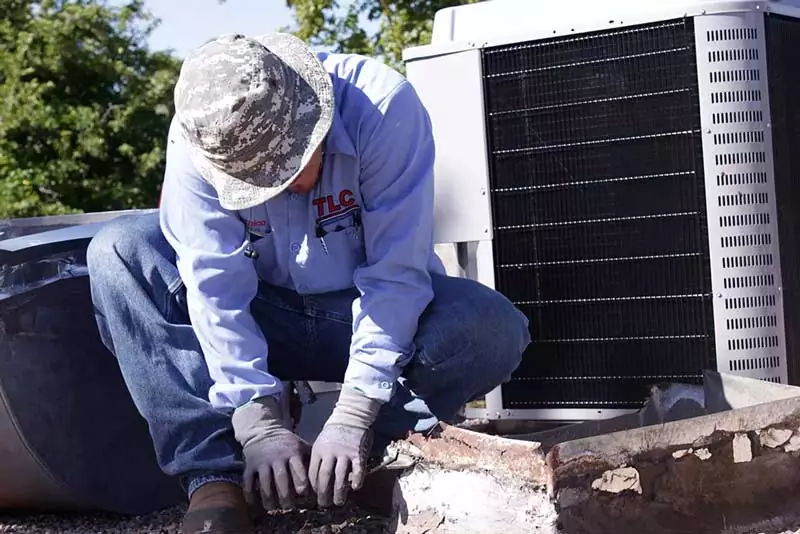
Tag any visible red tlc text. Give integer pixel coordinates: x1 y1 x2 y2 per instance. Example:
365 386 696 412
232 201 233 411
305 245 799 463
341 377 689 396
313 189 355 218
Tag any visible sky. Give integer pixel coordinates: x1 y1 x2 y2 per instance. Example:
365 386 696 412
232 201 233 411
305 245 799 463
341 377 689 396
134 0 296 57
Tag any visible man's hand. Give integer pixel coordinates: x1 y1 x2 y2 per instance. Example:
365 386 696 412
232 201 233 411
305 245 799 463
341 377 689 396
231 394 310 511
309 387 383 507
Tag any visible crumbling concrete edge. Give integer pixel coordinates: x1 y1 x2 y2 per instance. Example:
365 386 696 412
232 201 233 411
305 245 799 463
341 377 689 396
547 395 800 486
403 422 549 486
546 396 800 534
388 396 800 533
390 423 555 533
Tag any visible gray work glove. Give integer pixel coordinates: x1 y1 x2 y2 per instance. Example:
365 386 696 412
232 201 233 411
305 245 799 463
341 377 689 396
231 394 311 511
309 386 383 507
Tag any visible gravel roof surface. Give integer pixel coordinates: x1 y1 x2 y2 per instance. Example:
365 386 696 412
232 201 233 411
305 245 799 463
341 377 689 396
0 504 392 533
3 507 800 533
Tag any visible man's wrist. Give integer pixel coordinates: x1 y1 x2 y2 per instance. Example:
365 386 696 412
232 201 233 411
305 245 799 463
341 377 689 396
326 386 384 431
231 394 290 447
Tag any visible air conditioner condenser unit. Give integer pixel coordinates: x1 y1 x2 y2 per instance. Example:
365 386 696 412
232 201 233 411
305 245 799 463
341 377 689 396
403 0 800 421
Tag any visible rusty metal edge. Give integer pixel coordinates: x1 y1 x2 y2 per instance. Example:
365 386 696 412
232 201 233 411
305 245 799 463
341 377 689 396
402 422 550 487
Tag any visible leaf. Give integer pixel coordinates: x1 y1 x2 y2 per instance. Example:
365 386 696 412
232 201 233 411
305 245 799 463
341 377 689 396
273 0 485 72
0 0 180 218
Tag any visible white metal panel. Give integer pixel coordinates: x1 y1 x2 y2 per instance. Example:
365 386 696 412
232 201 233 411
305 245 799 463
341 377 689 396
456 240 497 289
433 243 464 277
404 0 800 62
694 12 789 383
405 49 494 245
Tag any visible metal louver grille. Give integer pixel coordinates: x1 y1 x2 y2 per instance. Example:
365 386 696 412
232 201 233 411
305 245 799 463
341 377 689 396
765 14 800 386
481 19 716 409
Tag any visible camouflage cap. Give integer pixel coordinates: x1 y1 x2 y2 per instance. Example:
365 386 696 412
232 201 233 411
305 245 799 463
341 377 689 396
173 32 333 210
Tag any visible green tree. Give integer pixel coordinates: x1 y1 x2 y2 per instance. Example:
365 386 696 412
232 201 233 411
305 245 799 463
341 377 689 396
282 0 484 72
0 0 181 218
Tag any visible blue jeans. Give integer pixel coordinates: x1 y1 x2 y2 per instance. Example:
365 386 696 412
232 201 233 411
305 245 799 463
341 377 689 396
86 211 530 497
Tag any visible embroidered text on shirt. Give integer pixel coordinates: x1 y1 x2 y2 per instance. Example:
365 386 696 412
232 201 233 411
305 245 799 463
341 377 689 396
312 189 356 218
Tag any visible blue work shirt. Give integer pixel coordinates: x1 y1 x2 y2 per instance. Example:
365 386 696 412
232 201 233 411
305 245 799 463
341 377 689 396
159 51 445 412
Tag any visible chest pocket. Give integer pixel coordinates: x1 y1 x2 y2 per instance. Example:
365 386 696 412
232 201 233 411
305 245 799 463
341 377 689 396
239 206 278 281
314 204 366 271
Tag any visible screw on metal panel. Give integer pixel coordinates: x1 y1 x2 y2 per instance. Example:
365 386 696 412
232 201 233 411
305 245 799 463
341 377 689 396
495 412 502 419
717 293 723 298
706 128 712 134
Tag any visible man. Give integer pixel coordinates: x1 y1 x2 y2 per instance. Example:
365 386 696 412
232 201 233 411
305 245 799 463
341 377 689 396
87 32 531 534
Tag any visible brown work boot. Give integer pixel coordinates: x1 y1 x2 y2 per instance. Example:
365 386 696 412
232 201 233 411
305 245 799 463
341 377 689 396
181 482 252 534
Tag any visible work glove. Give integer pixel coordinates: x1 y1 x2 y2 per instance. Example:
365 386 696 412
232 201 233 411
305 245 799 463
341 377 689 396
309 386 383 508
231 394 311 511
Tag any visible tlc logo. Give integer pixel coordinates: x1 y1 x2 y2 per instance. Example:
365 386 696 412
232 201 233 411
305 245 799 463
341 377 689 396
312 189 356 218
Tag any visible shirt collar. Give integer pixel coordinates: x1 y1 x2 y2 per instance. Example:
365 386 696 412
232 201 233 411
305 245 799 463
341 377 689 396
322 108 357 158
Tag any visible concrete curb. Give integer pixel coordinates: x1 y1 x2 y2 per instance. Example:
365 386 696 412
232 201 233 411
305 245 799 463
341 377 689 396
388 396 800 534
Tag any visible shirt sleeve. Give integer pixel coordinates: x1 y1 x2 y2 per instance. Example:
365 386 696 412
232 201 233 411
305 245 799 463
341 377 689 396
158 118 283 412
345 80 437 403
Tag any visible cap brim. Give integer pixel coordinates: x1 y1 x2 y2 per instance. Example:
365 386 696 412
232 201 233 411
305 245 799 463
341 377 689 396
193 33 334 211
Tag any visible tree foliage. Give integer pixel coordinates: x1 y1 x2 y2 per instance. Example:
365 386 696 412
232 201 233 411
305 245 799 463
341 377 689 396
0 0 478 219
0 0 180 218
283 0 484 72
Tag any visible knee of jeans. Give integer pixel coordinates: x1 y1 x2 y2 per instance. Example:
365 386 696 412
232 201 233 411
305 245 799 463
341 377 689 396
87 221 124 278
435 283 530 380
476 291 530 377
87 213 161 279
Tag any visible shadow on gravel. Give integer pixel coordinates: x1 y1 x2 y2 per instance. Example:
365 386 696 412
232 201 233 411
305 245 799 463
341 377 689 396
0 503 392 533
